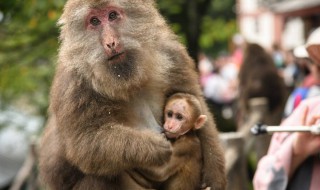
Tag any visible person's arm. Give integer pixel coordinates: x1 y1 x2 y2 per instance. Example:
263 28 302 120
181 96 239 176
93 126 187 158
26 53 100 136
253 132 295 190
253 99 313 190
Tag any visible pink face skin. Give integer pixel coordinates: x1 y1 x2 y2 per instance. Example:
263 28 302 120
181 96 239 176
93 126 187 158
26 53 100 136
86 6 126 63
163 99 193 139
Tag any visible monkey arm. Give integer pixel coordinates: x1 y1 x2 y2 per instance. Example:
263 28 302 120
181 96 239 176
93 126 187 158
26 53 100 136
125 137 197 188
49 69 172 177
197 116 227 190
134 136 199 182
137 155 185 182
60 124 172 176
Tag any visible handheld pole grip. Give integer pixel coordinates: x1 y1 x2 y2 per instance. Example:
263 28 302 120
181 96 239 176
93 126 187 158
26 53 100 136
251 123 268 135
251 124 320 135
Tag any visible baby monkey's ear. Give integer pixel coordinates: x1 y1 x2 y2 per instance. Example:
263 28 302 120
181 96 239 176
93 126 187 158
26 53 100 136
194 115 207 130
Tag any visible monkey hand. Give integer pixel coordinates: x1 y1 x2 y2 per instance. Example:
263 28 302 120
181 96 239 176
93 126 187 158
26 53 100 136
142 131 172 167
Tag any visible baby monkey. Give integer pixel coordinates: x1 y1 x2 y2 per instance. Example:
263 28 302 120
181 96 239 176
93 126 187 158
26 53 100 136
132 93 207 189
161 93 207 189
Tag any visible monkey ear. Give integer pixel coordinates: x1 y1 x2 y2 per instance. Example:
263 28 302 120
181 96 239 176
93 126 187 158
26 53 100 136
194 115 207 130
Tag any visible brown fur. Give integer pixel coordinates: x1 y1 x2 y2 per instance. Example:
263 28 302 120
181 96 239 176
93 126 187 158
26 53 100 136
237 43 287 126
162 133 202 190
132 132 202 190
38 0 226 189
131 93 206 190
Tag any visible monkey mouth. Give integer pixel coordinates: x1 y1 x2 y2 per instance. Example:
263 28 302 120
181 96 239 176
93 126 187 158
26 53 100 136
107 52 125 61
164 131 178 139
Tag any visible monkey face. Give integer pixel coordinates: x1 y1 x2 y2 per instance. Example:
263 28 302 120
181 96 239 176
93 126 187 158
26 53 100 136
163 100 192 139
86 6 125 61
57 1 165 100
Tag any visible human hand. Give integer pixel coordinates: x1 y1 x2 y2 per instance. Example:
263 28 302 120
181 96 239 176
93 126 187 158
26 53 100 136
292 107 320 158
290 107 320 177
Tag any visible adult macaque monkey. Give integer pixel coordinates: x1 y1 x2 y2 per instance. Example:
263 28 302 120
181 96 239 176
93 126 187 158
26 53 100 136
131 93 207 189
39 0 226 189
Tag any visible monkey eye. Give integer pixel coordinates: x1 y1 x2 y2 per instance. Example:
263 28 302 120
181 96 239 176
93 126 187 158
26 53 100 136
108 11 118 21
167 111 173 118
90 17 101 26
176 114 183 121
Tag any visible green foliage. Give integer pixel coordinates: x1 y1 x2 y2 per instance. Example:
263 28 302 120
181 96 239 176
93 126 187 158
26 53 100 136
0 0 65 114
201 0 237 56
210 0 237 20
200 17 237 56
157 0 237 57
157 0 186 42
157 0 185 15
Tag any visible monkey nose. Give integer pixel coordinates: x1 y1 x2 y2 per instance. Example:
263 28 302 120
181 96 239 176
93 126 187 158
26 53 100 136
106 42 116 49
166 125 173 130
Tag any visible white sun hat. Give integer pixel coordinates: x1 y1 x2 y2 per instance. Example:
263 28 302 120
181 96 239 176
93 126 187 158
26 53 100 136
306 27 320 64
293 45 309 58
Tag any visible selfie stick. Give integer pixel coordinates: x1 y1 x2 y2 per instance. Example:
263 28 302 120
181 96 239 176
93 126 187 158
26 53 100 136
251 123 320 135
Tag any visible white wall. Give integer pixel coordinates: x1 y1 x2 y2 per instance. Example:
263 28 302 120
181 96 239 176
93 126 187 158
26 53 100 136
239 12 275 49
239 0 259 13
238 0 306 50
281 17 305 50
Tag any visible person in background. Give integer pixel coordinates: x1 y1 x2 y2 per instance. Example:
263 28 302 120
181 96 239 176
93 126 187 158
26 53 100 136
253 27 320 190
281 49 299 92
272 43 285 69
283 39 320 118
231 33 244 70
203 53 238 132
203 54 237 105
198 52 214 88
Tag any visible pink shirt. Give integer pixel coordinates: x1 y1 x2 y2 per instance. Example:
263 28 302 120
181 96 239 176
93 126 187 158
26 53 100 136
253 97 320 190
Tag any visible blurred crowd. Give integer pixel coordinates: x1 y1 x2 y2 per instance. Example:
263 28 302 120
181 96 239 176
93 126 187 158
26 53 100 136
198 31 320 132
199 27 320 190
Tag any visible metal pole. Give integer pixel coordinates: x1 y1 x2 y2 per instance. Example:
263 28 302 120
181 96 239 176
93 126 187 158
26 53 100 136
251 124 320 135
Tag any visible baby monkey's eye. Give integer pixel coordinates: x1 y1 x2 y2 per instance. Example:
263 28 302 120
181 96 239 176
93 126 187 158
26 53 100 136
167 111 173 118
108 11 118 21
176 114 183 121
90 17 101 26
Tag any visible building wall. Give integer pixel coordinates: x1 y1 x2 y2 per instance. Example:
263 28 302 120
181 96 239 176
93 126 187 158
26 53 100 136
282 17 305 50
238 0 276 50
237 0 320 50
